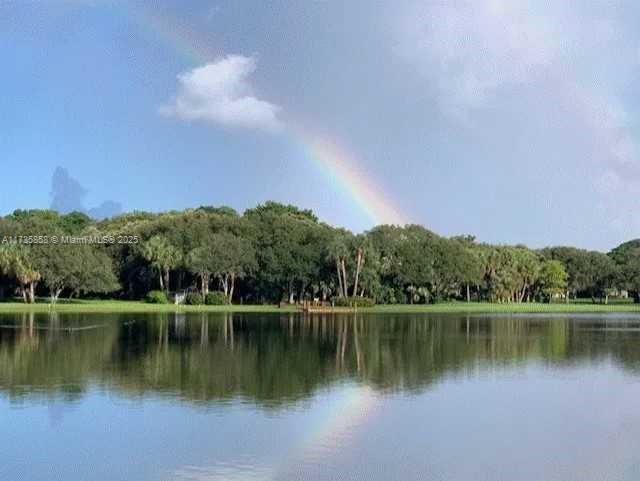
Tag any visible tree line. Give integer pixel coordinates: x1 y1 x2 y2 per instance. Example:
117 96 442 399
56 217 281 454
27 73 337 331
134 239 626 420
0 202 639 304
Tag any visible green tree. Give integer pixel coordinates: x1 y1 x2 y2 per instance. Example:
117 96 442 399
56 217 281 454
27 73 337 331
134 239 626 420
186 246 215 298
32 244 77 303
327 230 352 299
246 202 329 303
69 245 120 298
451 236 484 302
537 260 568 302
368 225 438 303
140 235 181 293
609 240 640 303
10 246 41 304
207 232 256 303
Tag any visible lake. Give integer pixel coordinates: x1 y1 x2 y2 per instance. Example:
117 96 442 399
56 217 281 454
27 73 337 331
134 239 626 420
2 311 640 481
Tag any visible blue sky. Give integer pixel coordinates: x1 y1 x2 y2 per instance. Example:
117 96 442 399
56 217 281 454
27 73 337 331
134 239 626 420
2 1 640 250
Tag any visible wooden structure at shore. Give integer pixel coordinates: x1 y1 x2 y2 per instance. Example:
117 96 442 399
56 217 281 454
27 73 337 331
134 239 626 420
297 300 358 314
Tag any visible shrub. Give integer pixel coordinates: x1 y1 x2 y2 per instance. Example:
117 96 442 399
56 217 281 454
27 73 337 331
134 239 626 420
332 296 375 308
146 290 169 304
185 292 204 305
205 291 228 305
376 286 399 304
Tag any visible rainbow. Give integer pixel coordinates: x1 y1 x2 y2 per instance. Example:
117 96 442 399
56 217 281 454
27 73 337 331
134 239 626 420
113 3 409 227
121 4 219 67
101 7 392 476
273 383 381 478
171 384 382 481
294 127 409 225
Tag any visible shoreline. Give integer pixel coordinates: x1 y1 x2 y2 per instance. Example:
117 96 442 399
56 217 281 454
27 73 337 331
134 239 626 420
0 300 639 314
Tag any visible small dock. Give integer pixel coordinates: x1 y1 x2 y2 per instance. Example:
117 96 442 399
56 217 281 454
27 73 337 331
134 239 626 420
297 300 357 314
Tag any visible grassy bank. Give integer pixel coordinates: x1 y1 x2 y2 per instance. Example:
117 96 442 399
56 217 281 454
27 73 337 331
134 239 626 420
0 299 295 313
0 299 639 314
361 302 640 314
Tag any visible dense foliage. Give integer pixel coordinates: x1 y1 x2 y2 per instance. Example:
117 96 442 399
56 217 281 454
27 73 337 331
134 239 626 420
0 203 637 304
333 296 376 308
146 290 169 304
185 292 204 306
205 292 228 305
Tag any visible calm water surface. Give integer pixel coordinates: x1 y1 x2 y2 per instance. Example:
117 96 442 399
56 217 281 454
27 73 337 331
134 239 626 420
2 312 640 481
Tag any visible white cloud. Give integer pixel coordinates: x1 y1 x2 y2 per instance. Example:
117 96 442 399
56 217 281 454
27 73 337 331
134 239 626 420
395 0 640 244
395 1 555 116
160 55 282 132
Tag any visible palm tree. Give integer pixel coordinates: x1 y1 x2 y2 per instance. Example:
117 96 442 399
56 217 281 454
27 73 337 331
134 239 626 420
141 236 181 293
0 245 12 275
327 236 350 298
15 263 41 304
0 245 41 303
0 246 12 299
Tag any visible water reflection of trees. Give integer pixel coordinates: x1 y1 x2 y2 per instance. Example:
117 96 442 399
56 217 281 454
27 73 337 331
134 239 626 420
1 313 640 406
